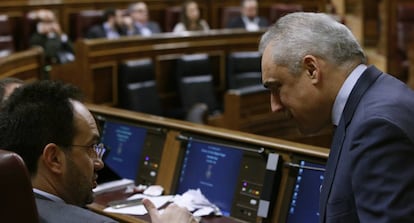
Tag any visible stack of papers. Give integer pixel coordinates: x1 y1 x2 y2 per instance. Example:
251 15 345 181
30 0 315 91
173 189 222 217
102 187 221 217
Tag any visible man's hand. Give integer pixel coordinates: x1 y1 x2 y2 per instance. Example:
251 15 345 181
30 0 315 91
142 198 198 223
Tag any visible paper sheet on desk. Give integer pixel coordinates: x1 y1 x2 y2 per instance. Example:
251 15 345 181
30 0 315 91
103 195 174 215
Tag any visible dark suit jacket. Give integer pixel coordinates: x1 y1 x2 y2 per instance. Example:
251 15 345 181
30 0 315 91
86 24 127 39
226 16 268 29
319 66 414 223
86 25 107 39
132 21 161 36
34 193 118 223
29 33 75 64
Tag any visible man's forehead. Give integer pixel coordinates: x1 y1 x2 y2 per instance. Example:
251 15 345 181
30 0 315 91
244 0 257 7
70 100 99 140
70 100 95 124
134 3 147 10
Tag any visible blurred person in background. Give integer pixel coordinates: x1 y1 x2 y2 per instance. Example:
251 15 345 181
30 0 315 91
128 2 161 36
226 0 268 31
29 9 75 64
86 8 132 39
173 0 209 33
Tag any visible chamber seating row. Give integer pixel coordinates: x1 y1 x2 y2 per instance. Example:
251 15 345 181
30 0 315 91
0 30 332 148
0 0 325 52
70 3 303 40
50 29 333 147
117 52 261 118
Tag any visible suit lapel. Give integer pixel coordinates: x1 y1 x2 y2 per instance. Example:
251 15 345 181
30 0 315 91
33 191 53 201
319 66 382 222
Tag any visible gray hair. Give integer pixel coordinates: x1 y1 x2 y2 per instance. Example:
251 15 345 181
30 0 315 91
259 12 366 75
241 0 257 7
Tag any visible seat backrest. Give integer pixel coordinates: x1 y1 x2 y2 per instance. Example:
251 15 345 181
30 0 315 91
175 54 218 113
164 6 182 32
397 4 414 54
0 149 39 223
69 10 104 41
395 3 414 81
0 36 15 58
21 11 39 50
0 15 12 36
226 51 262 89
118 58 163 115
0 15 15 55
221 6 241 28
269 3 303 24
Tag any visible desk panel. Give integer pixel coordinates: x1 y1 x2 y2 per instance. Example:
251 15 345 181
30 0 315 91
87 104 329 223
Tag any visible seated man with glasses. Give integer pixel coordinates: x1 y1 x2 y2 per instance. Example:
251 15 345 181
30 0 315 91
127 1 162 36
0 80 196 223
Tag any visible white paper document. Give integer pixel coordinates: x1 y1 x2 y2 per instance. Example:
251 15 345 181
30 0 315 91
103 195 174 215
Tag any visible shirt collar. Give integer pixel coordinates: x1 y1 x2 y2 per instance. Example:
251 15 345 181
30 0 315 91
332 64 367 126
33 188 65 203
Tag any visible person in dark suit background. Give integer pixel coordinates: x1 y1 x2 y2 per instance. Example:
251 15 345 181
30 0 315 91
128 1 161 36
226 0 268 31
29 9 75 64
0 80 198 223
86 8 130 39
260 12 414 223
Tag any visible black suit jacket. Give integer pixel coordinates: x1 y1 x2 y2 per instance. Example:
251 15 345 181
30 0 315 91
29 32 75 64
226 16 268 29
131 21 162 36
86 24 127 39
85 25 107 39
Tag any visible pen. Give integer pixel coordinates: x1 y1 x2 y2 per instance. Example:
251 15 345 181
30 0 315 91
107 198 143 209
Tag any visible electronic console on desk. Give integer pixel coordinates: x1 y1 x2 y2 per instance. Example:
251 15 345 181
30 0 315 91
172 134 283 222
94 115 167 186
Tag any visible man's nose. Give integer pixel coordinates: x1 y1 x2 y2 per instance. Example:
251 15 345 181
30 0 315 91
270 93 284 112
94 158 104 171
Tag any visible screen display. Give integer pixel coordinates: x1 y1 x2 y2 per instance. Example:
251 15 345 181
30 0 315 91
101 120 147 180
286 160 325 223
177 139 244 216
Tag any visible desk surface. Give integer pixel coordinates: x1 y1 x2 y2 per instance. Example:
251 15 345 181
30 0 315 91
89 188 247 223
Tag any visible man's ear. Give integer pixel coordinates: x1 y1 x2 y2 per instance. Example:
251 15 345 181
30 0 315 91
41 143 66 174
303 55 320 84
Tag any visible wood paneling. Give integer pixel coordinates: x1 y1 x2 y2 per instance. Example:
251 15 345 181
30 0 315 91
0 46 44 81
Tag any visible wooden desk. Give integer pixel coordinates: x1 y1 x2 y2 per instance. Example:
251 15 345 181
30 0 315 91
0 46 44 81
63 29 265 105
88 188 247 223
87 104 329 223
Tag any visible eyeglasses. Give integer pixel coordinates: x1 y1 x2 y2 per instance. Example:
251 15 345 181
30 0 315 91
71 143 107 160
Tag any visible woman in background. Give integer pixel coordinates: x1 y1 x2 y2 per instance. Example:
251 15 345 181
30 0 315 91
173 1 209 33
